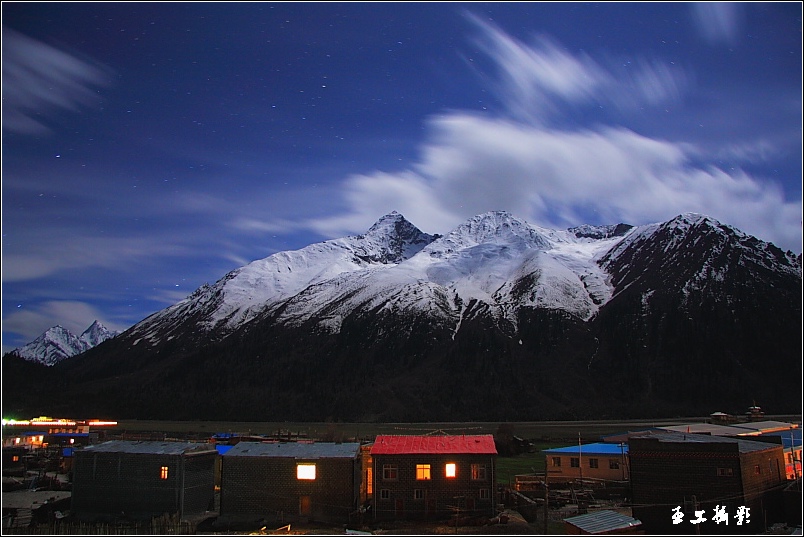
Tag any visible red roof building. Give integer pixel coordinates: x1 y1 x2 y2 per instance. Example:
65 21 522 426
369 435 497 521
371 434 498 455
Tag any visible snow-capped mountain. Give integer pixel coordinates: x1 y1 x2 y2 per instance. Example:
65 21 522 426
4 211 800 422
125 211 637 347
13 321 119 366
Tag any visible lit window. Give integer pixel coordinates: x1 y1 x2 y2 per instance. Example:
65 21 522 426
445 463 456 478
471 464 487 480
160 466 169 480
297 464 316 480
416 464 431 480
12 456 19 462
366 467 373 494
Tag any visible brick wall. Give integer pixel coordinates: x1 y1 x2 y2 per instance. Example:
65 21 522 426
629 437 786 534
220 455 360 524
372 453 496 521
71 450 215 520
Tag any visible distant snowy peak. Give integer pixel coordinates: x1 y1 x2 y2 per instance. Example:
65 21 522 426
79 320 118 347
13 321 119 366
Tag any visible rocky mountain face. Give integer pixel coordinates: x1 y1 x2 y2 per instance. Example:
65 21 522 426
11 321 119 366
3 212 800 421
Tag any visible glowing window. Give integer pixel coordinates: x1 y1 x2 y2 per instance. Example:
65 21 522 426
297 464 316 480
12 455 19 462
416 464 431 480
160 466 169 480
445 463 457 478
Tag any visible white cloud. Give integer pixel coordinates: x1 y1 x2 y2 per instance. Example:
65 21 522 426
303 15 800 253
2 27 111 135
311 113 801 251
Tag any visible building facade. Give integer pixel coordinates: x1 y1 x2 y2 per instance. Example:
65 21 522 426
370 435 497 521
629 431 787 534
71 440 216 521
219 442 362 525
544 442 629 483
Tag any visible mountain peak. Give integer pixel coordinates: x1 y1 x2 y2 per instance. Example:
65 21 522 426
435 211 551 251
356 211 439 264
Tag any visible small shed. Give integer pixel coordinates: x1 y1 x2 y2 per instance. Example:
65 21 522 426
219 442 361 526
564 510 642 534
71 440 216 521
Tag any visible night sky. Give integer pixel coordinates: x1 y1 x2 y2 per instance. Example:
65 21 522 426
2 2 801 352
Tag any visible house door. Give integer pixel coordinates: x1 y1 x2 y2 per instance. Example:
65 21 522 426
395 498 404 517
299 495 311 517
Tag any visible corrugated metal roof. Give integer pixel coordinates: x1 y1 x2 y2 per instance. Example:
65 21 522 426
223 442 360 459
564 510 641 534
370 435 497 455
543 442 629 456
81 440 216 455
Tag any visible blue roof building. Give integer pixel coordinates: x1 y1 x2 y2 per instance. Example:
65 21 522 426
544 442 629 482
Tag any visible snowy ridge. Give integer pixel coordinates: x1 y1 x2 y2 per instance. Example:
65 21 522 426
126 211 642 346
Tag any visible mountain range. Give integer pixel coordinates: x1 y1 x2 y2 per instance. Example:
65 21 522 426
11 321 119 366
3 211 801 421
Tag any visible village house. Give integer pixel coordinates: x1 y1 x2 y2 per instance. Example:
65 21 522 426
544 442 630 483
218 441 362 526
629 431 788 534
370 434 497 521
71 440 217 522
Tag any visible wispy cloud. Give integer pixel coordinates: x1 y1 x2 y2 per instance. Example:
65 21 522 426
2 27 112 135
463 13 690 124
689 3 744 45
